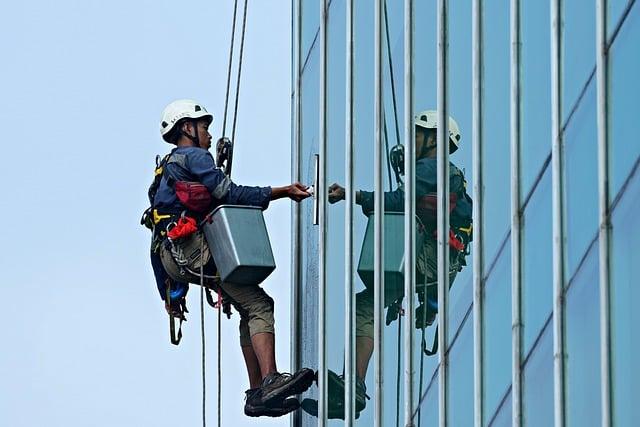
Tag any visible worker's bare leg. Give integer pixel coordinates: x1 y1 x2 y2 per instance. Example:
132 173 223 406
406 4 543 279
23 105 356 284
241 345 263 389
251 332 278 378
356 336 374 380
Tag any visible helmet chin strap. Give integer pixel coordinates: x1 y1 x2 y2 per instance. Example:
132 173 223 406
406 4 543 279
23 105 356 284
181 120 201 148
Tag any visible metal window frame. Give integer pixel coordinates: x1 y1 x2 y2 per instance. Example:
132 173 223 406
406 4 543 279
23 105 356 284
374 0 385 425
510 1 524 426
318 0 329 424
436 1 450 425
291 0 302 424
472 1 485 426
403 0 415 425
596 0 612 425
345 0 356 424
550 0 567 425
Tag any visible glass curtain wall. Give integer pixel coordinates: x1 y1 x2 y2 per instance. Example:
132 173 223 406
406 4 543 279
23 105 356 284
292 0 640 425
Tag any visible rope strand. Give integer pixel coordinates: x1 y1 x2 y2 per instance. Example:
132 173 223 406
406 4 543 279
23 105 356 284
222 0 240 137
231 0 249 143
200 238 207 427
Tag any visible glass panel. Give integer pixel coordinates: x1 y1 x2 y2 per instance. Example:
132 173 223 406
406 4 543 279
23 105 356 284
566 241 601 427
298 43 320 427
563 0 595 120
380 1 407 424
489 392 512 427
301 0 319 63
564 80 598 278
611 159 640 427
609 0 633 37
523 324 554 427
325 1 347 425
482 241 512 424
482 0 511 263
447 315 474 427
521 0 551 195
609 2 640 198
416 373 439 427
522 168 553 353
351 1 376 424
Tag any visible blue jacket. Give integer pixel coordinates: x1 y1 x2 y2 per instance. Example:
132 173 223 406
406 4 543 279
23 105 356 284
150 146 272 303
358 158 472 229
153 146 272 213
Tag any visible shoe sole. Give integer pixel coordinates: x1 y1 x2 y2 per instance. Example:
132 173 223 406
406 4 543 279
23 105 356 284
245 399 300 418
262 369 315 405
300 398 360 420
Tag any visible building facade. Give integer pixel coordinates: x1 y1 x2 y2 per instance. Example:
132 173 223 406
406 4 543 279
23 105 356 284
291 0 639 425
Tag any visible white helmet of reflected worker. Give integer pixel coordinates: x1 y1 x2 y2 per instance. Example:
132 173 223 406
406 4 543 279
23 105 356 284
160 99 213 142
414 110 462 153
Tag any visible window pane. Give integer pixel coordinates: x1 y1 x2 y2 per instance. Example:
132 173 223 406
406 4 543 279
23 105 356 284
299 44 320 426
521 0 551 195
301 0 319 62
523 324 554 427
447 315 474 426
417 374 439 427
609 2 640 197
325 1 348 425
611 158 640 427
522 168 553 353
483 241 512 423
489 392 512 427
563 0 595 120
566 241 601 427
564 80 598 278
482 0 511 263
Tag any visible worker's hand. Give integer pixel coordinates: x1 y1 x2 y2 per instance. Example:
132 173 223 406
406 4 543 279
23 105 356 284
287 182 312 202
328 183 345 204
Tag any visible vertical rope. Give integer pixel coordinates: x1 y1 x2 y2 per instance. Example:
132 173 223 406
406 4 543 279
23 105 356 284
200 237 207 427
222 0 240 137
231 0 250 143
217 292 222 427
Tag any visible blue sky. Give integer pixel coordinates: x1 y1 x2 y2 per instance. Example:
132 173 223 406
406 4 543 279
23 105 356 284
0 1 294 426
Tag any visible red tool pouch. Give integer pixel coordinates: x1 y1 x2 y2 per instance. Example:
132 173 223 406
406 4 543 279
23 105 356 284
167 216 199 240
174 181 212 212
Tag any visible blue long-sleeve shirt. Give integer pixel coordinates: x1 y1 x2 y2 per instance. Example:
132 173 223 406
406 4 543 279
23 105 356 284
153 146 272 212
358 157 472 228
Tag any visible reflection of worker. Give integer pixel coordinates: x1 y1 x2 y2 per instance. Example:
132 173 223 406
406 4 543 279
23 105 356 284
145 99 314 417
324 111 473 418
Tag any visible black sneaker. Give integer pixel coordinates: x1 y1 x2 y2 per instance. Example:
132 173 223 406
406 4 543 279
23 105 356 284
244 388 300 417
260 368 315 405
300 397 361 420
326 369 368 413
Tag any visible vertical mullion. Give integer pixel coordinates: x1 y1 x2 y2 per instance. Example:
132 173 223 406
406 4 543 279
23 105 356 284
291 0 302 424
318 0 328 424
550 0 566 426
403 0 415 425
510 1 523 426
596 0 612 425
472 1 484 426
436 1 450 426
374 0 385 425
345 0 356 424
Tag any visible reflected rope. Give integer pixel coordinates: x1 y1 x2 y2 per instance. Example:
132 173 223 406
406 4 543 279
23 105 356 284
200 237 207 427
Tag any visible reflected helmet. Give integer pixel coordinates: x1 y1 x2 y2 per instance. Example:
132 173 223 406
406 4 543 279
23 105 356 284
160 99 213 142
414 110 462 153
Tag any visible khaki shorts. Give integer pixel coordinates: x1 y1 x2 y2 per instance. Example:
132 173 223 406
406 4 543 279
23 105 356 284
160 233 275 347
356 238 460 339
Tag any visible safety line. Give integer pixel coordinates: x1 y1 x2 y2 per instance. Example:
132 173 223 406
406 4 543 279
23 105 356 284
231 0 249 144
383 0 401 148
200 238 207 427
222 0 239 137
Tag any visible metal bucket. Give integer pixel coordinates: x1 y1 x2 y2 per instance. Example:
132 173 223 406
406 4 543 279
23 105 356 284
202 205 276 285
357 212 425 291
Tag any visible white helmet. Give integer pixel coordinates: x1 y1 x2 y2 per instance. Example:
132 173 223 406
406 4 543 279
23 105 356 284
160 99 213 142
414 110 462 153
